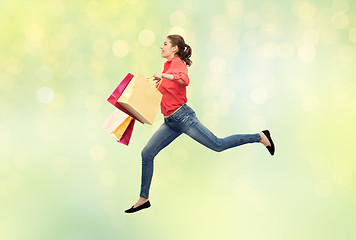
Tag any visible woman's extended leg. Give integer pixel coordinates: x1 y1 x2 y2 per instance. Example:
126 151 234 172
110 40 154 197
184 117 261 152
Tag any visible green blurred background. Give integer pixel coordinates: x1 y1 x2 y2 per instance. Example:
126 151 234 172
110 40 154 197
1 0 356 239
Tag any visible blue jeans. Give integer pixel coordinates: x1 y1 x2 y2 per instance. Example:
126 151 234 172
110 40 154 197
140 104 261 198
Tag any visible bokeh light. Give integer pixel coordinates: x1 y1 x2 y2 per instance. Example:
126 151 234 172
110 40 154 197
331 12 349 29
138 29 156 46
112 40 130 57
36 86 55 104
298 44 316 61
169 11 186 27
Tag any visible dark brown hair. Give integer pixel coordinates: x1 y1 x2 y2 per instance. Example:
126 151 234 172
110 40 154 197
167 34 192 67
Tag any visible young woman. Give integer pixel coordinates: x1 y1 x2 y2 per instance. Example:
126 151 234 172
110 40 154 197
125 35 275 213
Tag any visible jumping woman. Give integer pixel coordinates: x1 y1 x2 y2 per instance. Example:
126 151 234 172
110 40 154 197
125 34 275 213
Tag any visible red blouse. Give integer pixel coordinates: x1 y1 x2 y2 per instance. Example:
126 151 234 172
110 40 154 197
158 56 190 116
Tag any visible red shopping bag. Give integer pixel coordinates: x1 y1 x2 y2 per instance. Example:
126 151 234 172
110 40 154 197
107 73 143 124
119 117 135 145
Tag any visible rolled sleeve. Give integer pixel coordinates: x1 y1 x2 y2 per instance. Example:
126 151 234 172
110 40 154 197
170 58 190 86
172 72 190 86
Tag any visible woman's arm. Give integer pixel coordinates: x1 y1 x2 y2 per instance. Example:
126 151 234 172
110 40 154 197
154 59 189 85
162 73 173 80
154 73 185 84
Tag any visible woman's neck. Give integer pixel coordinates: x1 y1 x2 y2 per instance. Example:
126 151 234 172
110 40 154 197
165 54 176 61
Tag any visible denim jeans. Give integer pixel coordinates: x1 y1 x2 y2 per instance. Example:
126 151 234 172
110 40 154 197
139 104 261 198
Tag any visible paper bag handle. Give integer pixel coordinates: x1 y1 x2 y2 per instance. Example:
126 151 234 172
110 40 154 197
147 75 162 90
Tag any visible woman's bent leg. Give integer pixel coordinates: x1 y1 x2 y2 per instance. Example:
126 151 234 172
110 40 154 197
184 119 261 152
140 122 181 198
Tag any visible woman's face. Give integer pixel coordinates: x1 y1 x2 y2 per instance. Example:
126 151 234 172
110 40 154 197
160 38 177 60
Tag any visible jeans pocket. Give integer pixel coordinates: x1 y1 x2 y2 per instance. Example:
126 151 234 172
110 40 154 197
171 110 187 122
187 112 199 126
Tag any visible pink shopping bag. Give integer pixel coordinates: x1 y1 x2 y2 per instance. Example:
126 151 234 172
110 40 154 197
107 73 143 124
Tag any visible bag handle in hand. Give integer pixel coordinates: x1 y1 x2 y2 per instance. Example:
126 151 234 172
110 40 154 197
147 75 162 90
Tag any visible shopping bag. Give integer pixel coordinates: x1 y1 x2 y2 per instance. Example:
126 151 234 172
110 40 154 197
119 118 135 145
118 73 162 125
102 109 135 145
107 73 144 124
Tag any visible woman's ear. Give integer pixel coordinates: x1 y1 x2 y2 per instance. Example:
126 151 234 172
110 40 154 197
172 45 178 53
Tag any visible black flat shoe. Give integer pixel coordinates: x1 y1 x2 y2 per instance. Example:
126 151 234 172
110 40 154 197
262 130 275 156
124 200 151 213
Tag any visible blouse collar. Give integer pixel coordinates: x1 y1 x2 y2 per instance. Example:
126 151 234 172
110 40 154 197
165 56 180 63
